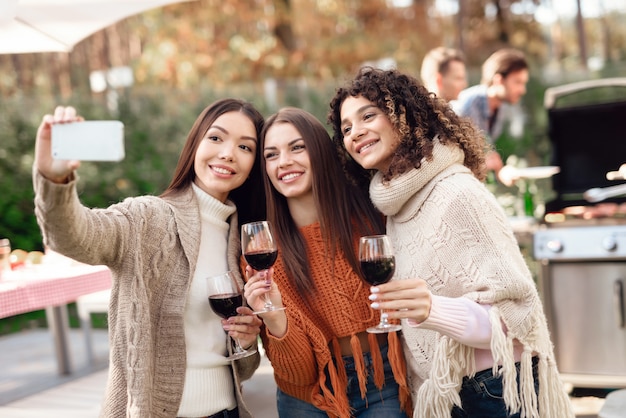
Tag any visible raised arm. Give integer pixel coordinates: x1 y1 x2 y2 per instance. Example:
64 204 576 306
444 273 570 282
34 106 83 183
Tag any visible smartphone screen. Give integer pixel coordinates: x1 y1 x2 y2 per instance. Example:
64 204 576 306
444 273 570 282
51 121 125 161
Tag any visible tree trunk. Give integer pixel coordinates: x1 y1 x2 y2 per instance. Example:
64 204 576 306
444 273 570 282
457 0 465 52
495 0 509 44
575 0 588 69
273 0 296 52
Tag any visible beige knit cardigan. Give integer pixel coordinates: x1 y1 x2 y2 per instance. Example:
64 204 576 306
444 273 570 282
368 140 574 418
33 169 259 418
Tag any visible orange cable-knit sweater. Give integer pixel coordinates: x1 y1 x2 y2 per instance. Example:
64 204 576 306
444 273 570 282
258 223 411 418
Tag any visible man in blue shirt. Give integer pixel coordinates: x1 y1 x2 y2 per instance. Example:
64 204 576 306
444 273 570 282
453 48 529 183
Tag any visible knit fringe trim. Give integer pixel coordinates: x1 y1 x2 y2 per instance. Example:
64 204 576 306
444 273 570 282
489 307 576 418
413 336 470 417
367 333 385 389
489 306 522 414
413 307 575 418
387 331 413 417
538 356 576 418
309 333 413 418
350 334 368 399
311 338 352 418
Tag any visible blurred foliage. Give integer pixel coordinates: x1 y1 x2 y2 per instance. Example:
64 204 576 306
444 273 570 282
0 96 48 251
0 86 267 251
0 309 47 336
3 0 624 97
0 80 342 252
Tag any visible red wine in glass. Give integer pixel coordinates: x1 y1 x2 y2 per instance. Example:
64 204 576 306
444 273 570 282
359 235 402 333
206 271 257 360
209 293 244 319
244 250 278 271
359 257 396 286
241 221 285 314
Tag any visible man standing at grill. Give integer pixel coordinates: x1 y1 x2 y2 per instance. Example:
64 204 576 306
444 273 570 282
420 46 468 102
453 48 529 184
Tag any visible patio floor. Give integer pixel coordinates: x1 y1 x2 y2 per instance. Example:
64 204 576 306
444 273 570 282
0 327 277 417
0 327 609 417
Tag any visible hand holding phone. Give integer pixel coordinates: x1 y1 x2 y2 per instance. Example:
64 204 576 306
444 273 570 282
51 121 125 162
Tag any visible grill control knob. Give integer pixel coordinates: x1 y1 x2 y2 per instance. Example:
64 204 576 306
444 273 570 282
602 236 618 252
546 239 563 253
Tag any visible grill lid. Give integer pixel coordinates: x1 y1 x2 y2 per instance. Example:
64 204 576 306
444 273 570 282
544 78 626 212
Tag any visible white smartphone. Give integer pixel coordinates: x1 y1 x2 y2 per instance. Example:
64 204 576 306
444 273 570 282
51 121 125 162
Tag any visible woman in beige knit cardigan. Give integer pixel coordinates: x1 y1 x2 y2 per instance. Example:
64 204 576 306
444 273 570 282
32 100 264 418
328 67 574 418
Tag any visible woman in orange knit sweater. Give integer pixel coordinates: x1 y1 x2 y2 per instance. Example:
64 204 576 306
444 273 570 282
243 107 411 417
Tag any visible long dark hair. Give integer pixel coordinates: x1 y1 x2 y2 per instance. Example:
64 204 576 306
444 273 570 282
328 66 487 183
161 98 266 224
261 107 384 296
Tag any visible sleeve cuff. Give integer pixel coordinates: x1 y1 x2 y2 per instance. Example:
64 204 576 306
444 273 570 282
407 294 493 348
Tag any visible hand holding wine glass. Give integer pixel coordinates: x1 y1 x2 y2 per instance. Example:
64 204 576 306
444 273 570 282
206 271 257 360
241 221 286 314
359 235 402 333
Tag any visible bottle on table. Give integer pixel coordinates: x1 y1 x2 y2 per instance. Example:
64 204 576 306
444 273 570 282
0 238 11 279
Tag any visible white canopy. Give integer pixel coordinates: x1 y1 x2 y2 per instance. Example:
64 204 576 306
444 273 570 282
0 0 195 54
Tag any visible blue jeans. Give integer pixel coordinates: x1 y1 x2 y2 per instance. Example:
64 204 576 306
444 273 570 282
451 357 540 418
276 344 409 417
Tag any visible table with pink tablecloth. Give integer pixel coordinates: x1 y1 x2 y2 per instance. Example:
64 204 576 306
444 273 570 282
0 263 112 374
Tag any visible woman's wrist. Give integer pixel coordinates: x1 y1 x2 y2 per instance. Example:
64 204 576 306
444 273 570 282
261 311 288 338
39 169 73 184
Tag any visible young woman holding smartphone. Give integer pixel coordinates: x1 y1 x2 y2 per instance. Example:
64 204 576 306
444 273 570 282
33 100 265 418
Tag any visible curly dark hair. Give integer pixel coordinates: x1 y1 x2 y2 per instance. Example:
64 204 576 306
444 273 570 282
328 66 488 184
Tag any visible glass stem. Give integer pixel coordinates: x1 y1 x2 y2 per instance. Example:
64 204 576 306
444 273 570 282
263 269 274 309
379 309 390 327
232 337 246 354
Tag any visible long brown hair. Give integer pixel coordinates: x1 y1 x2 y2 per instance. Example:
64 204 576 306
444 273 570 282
161 98 266 224
261 107 384 296
328 66 487 184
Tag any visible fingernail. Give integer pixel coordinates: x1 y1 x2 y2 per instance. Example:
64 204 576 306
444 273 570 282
381 312 388 319
260 271 266 278
370 302 380 309
368 294 377 301
223 325 231 331
371 287 380 293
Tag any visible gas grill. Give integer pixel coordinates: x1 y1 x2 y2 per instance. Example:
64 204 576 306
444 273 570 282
533 78 626 389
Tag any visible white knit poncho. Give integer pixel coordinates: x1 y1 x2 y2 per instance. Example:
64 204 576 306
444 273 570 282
369 139 574 418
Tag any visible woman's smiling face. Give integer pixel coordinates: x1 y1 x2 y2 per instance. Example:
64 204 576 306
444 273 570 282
339 95 400 172
263 121 313 201
193 111 257 202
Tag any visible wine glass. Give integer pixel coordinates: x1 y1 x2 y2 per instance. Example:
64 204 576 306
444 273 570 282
206 271 257 360
241 221 285 314
359 235 402 333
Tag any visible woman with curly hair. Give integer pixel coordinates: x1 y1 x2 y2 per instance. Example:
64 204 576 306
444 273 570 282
328 67 574 418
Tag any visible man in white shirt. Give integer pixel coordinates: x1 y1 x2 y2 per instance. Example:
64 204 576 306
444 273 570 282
420 47 468 102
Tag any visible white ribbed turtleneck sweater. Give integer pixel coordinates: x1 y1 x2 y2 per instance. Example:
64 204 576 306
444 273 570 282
177 183 237 417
